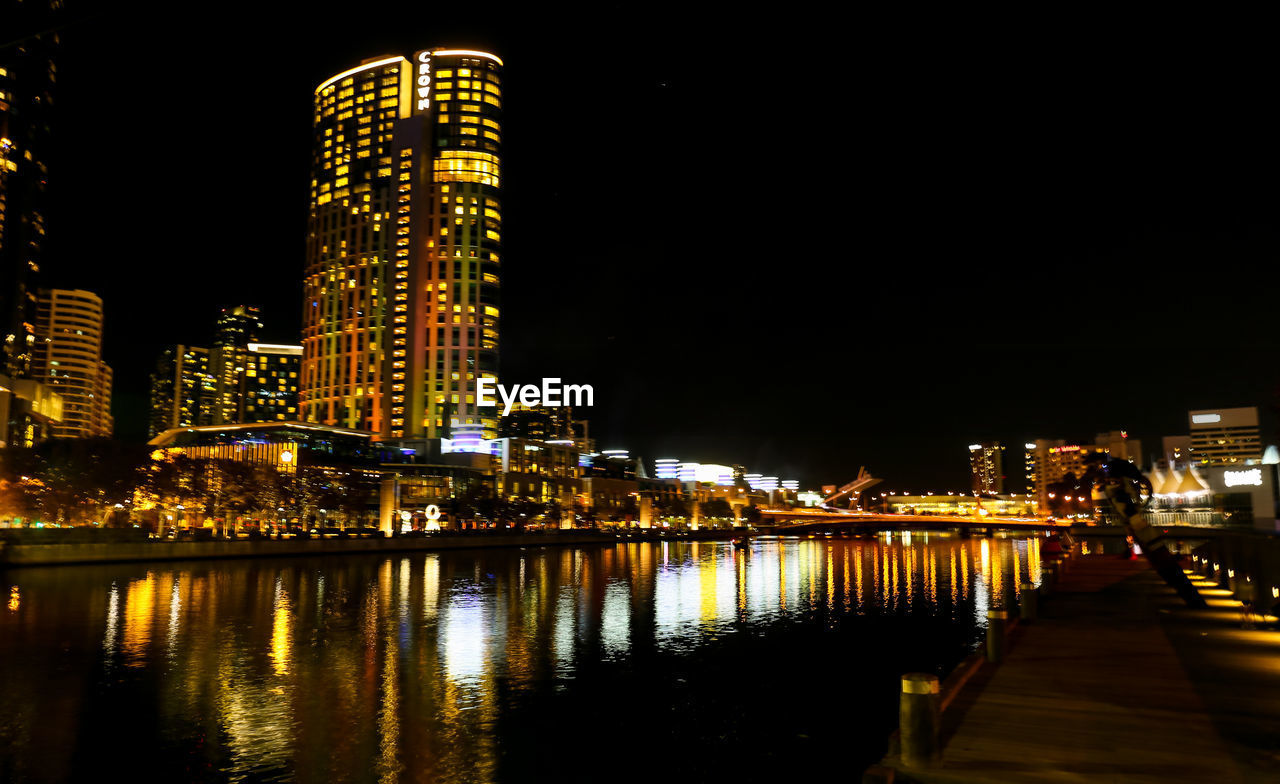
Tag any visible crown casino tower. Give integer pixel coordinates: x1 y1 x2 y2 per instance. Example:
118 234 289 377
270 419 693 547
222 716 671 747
302 49 502 441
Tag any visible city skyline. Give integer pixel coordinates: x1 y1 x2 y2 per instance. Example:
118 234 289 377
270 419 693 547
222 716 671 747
18 3 1280 487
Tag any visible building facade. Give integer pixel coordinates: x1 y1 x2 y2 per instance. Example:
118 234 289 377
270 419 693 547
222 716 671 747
0 3 59 379
968 442 1004 493
0 372 62 447
149 342 302 436
210 305 262 425
1189 407 1261 466
242 342 301 423
32 288 112 438
148 344 213 437
1025 439 1106 509
302 49 503 441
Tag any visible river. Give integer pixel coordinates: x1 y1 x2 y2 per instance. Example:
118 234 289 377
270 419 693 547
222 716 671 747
0 533 1043 782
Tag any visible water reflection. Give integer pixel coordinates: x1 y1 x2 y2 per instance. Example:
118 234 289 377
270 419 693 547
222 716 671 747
0 533 1041 782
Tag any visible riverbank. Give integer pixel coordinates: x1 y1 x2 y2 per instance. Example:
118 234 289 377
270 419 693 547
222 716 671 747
0 528 742 567
866 554 1280 783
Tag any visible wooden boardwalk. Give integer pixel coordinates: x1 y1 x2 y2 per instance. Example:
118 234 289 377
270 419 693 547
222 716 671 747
872 555 1280 783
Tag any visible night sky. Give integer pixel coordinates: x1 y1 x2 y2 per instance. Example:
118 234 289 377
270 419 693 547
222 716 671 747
31 2 1280 489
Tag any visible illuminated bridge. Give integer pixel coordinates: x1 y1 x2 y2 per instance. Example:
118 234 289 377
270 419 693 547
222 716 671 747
754 508 1060 534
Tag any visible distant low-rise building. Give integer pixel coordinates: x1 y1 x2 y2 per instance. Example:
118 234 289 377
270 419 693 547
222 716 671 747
0 374 62 448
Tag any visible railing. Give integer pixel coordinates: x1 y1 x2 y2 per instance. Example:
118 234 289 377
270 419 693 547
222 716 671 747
1191 531 1280 611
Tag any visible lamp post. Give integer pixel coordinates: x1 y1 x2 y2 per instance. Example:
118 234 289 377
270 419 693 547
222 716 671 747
279 450 295 537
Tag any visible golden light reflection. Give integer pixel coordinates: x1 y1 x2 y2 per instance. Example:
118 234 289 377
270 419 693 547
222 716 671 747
949 547 958 607
1013 542 1022 598
827 548 835 611
854 547 864 610
905 543 915 605
991 540 1004 607
890 545 900 610
7 585 18 612
122 573 158 666
270 579 292 676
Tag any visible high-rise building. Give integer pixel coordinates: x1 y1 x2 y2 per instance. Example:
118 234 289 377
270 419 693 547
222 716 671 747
148 344 214 437
32 288 112 438
1094 430 1142 468
147 307 301 434
210 305 262 425
302 48 503 441
968 442 1004 493
242 342 301 424
1189 407 1261 466
1025 439 1108 509
0 2 59 380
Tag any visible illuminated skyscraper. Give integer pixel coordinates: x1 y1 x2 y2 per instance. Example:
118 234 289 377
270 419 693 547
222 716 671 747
148 344 213 437
968 441 1004 493
33 288 112 438
210 304 262 424
302 49 503 441
0 2 59 378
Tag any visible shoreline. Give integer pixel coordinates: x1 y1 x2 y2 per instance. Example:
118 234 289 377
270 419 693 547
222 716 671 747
0 528 742 568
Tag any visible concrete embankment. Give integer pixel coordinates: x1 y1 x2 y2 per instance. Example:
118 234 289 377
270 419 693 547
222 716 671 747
0 529 736 567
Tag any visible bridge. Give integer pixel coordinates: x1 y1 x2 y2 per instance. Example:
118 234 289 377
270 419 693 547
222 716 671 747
754 507 1059 534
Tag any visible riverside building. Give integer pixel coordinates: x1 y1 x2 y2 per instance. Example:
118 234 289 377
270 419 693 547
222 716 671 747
32 288 112 438
1189 407 1261 466
302 48 503 441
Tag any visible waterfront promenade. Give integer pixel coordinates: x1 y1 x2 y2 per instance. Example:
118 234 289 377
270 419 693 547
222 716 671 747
870 554 1280 783
0 528 735 567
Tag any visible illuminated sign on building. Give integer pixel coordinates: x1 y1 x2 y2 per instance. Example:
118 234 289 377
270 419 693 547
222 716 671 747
1223 468 1263 487
1049 445 1081 453
415 51 432 112
1192 413 1222 424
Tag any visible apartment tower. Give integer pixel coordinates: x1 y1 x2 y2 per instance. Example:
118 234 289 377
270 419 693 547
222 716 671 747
302 48 503 441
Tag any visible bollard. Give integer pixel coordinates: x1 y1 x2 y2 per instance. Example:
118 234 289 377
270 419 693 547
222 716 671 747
1040 564 1056 596
899 673 941 767
1020 582 1037 622
987 609 1008 663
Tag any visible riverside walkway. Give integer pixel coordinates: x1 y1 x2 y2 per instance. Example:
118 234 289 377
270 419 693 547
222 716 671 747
870 554 1280 783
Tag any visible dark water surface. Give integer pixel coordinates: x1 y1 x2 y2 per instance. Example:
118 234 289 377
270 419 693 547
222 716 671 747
1 534 1043 783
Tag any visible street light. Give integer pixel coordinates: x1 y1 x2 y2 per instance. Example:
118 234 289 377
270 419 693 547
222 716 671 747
279 450 295 537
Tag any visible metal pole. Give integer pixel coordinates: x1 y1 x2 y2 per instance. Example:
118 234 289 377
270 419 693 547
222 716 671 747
899 673 941 767
986 609 1008 663
1020 582 1037 621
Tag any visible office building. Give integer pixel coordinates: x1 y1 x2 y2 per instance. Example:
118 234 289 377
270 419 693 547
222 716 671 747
1025 439 1107 509
0 3 59 379
302 48 503 440
968 442 1004 493
148 345 214 437
1095 430 1142 467
1158 435 1193 469
32 288 112 438
210 305 262 425
1189 407 1261 466
242 342 301 423
147 309 299 435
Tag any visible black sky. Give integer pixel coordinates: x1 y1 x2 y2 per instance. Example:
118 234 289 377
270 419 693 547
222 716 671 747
29 2 1280 489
